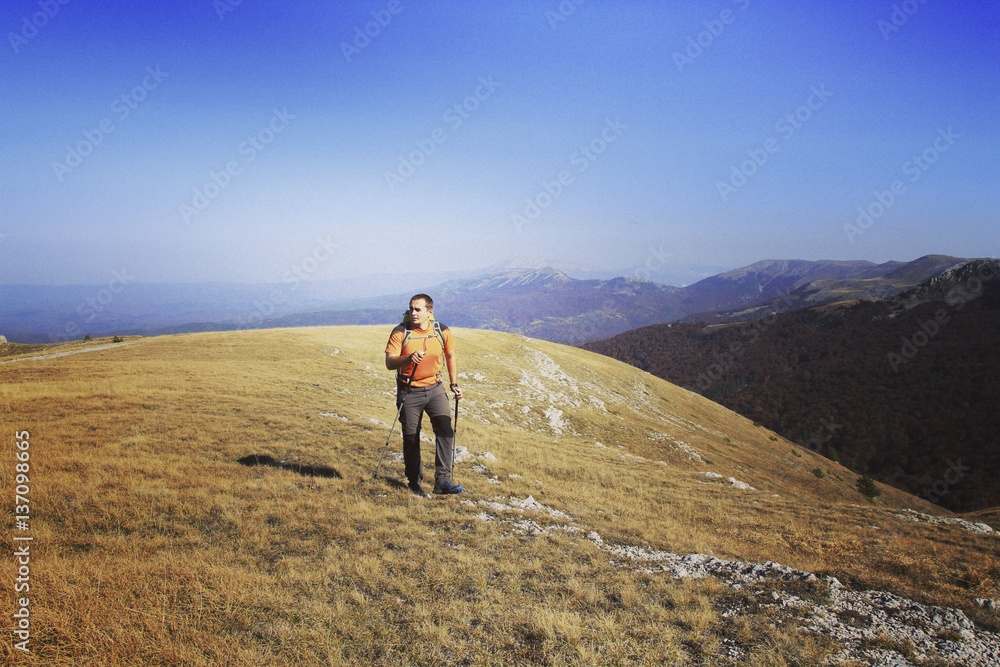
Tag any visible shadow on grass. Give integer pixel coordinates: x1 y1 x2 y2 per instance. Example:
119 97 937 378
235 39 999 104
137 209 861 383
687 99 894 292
237 454 342 479
379 476 407 490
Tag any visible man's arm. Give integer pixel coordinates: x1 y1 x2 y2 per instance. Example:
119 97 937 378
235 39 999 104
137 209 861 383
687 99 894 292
444 346 462 398
385 327 423 370
386 350 424 371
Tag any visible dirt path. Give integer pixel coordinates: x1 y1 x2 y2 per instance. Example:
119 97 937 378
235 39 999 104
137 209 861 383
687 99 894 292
0 341 138 365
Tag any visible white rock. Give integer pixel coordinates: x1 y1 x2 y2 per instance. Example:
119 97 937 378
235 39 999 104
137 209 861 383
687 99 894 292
728 477 756 491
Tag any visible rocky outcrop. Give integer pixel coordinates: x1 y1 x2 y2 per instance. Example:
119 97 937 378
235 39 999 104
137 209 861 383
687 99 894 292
470 490 1000 666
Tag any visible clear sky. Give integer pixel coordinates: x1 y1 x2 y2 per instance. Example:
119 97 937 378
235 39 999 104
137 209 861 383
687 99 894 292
2 0 998 285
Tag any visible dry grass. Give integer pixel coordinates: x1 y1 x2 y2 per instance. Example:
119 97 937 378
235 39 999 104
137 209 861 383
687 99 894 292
1 326 997 665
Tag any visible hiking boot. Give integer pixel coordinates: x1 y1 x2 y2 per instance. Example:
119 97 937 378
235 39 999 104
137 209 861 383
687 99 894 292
408 481 429 498
433 480 463 495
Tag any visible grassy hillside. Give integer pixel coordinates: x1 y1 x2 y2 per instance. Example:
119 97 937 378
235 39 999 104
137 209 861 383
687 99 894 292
1 328 998 665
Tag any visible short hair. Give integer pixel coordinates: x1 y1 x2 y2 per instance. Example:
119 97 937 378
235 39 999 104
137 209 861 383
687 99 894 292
409 294 434 309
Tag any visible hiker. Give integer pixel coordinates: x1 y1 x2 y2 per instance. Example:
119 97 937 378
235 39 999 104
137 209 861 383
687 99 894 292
384 294 464 497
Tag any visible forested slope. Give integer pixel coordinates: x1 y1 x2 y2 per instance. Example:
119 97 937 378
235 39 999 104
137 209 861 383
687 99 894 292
585 262 1000 512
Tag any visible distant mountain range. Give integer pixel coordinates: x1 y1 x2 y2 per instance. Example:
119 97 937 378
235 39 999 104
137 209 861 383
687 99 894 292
338 267 684 345
0 254 982 344
583 257 1000 512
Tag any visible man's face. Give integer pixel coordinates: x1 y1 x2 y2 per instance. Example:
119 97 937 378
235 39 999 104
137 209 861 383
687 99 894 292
409 299 432 328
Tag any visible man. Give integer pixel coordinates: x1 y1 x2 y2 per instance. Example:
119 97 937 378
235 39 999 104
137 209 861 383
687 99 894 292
384 294 464 497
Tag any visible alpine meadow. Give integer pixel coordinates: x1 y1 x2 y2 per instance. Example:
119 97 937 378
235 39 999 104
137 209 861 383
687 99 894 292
2 327 998 665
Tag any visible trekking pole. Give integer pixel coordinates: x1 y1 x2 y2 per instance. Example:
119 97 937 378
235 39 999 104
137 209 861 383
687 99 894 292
452 392 459 482
373 359 419 479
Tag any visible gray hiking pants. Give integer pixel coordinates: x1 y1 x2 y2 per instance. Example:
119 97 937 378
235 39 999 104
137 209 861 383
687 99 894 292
397 381 454 485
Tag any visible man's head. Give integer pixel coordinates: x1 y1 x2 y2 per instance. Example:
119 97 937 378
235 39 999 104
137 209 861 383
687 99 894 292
408 294 434 328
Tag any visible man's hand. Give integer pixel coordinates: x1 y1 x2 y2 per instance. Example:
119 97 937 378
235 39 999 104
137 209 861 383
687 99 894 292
410 350 425 365
451 383 463 399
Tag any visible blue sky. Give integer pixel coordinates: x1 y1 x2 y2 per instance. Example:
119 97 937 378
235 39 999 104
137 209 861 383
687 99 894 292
2 0 998 286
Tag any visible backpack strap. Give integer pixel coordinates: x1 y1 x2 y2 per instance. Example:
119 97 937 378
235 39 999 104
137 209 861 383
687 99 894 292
432 320 446 350
394 320 448 384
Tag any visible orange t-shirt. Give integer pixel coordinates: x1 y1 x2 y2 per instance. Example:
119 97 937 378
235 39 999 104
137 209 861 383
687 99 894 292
385 322 455 388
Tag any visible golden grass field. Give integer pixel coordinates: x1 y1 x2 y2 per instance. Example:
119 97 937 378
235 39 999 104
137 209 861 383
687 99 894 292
1 327 998 665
